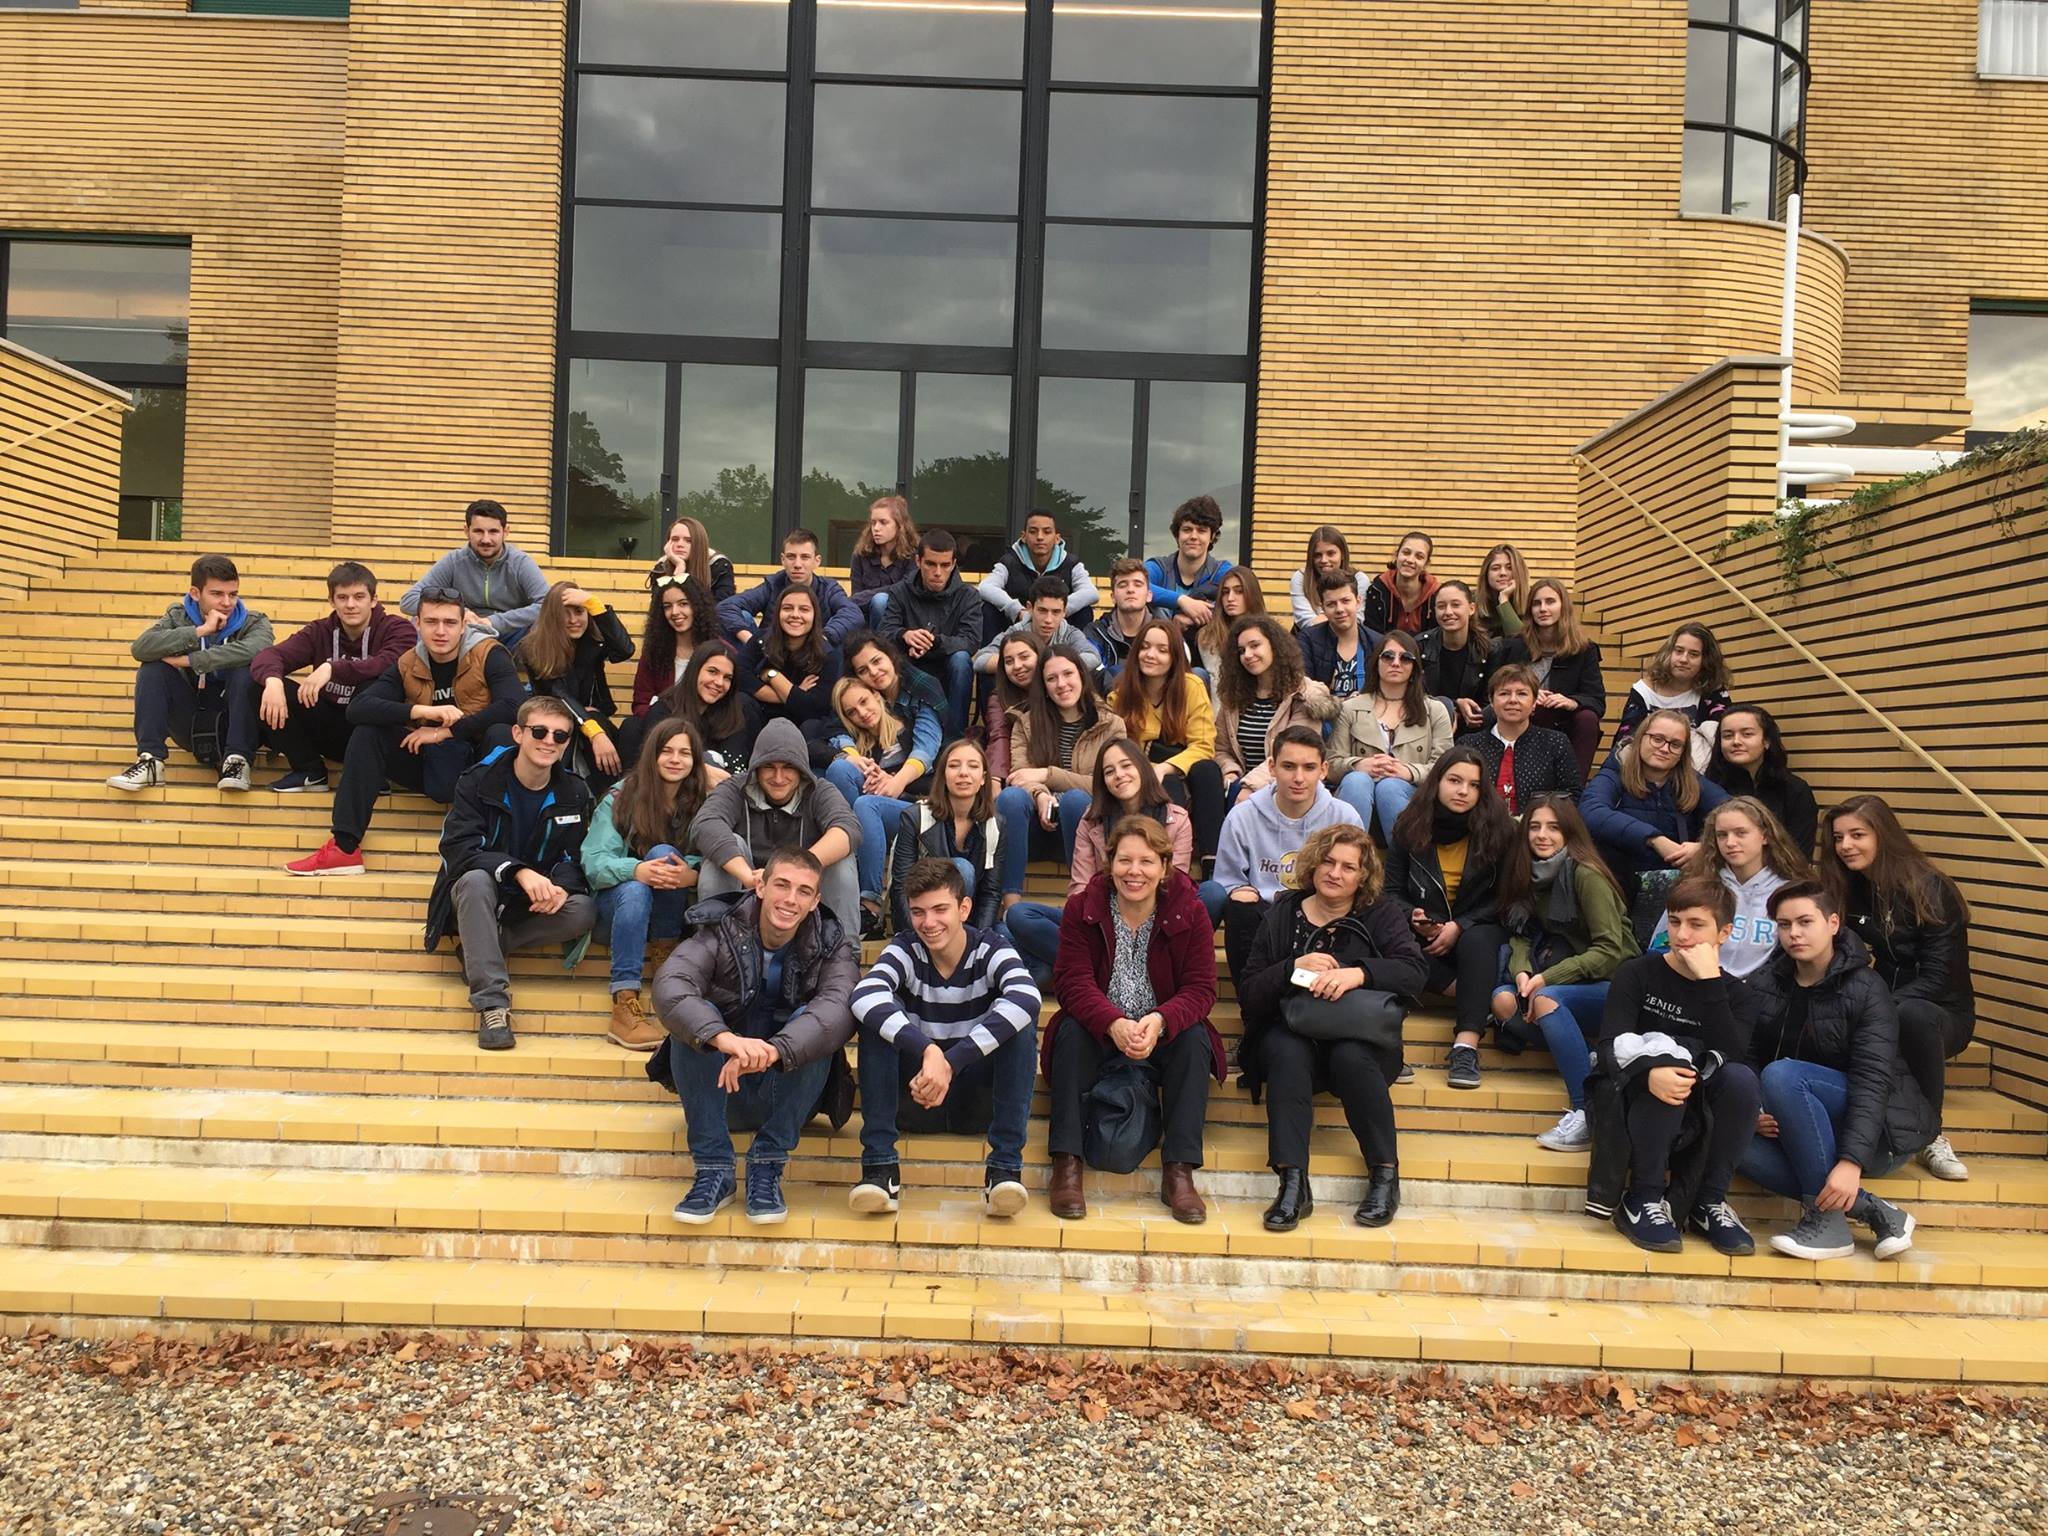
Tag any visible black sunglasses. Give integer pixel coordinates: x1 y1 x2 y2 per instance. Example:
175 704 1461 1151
523 725 574 745
1379 651 1415 665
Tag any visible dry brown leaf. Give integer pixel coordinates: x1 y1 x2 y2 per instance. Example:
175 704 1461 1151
1284 1399 1324 1422
1675 1425 1701 1448
395 1412 425 1432
1617 1382 1639 1412
1509 1481 1536 1499
1081 1397 1109 1424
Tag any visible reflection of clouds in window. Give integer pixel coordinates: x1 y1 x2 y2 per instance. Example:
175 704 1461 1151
576 77 786 204
1969 310 2048 432
564 359 665 559
913 374 1012 537
1051 0 1260 87
4 241 190 369
1047 93 1255 222
578 0 789 70
812 87 1021 215
817 1 1023 77
677 364 778 561
1035 376 1133 579
571 207 781 336
807 217 1016 345
1146 380 1243 553
803 369 898 493
1041 225 1250 354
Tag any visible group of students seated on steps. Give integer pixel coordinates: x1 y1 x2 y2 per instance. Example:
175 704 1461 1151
99 498 1977 1255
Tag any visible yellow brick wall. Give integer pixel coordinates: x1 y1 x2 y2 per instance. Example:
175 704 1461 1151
0 339 127 601
0 13 345 547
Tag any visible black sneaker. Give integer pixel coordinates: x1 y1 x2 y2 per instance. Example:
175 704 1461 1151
1445 1044 1481 1090
983 1165 1028 1218
1852 1191 1916 1260
268 768 330 793
1615 1196 1683 1254
1394 1060 1415 1086
476 1008 515 1051
860 903 888 942
1688 1199 1757 1257
850 1164 901 1215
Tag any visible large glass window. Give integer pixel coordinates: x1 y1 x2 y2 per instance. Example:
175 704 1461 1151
557 0 1266 563
1682 0 1808 221
1967 304 2048 440
1981 0 2048 77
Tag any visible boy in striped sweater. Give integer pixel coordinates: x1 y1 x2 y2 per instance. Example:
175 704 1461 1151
848 858 1042 1217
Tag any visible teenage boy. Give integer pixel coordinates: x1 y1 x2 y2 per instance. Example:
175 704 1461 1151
108 553 273 793
976 507 1099 631
1455 664 1582 816
285 589 523 876
1200 726 1363 985
1295 568 1381 701
1087 557 1155 677
690 717 863 941
1738 881 1929 1262
399 499 550 640
718 528 861 650
422 697 596 1050
248 561 416 792
848 858 1041 1217
1597 875 1762 1256
653 846 858 1225
878 529 984 736
1145 495 1234 636
971 575 1105 679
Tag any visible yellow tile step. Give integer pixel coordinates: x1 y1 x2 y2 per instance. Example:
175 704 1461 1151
0 1243 2041 1380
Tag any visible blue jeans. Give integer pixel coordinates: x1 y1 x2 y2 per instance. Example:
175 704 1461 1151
995 784 1089 896
822 757 912 904
1335 770 1418 842
670 1044 833 1173
1737 1057 1908 1202
134 659 258 763
915 650 974 738
1003 900 1063 989
594 845 690 994
1493 981 1609 1109
1198 878 1230 927
865 592 891 628
856 1020 1037 1175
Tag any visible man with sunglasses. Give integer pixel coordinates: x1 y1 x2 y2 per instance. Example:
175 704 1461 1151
286 588 524 877
424 696 597 1050
1294 568 1381 702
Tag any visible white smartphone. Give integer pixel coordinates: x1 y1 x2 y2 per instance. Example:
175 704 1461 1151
1290 965 1320 988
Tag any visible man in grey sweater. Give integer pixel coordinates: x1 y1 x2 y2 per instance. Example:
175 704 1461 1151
398 499 550 640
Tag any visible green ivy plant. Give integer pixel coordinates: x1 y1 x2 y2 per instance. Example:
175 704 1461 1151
1722 425 2048 589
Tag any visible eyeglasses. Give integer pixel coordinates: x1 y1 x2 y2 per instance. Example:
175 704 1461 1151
1642 734 1688 752
1379 652 1415 666
523 726 574 745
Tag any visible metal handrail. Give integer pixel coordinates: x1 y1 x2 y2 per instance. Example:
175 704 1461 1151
0 396 123 466
1572 449 2048 873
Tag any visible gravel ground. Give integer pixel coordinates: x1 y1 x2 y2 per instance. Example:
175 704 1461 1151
0 1332 2042 1536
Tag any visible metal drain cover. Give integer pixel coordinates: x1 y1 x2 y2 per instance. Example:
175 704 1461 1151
347 1490 517 1536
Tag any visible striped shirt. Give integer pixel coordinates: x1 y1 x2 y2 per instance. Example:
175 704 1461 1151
1236 697 1280 774
849 926 1042 1063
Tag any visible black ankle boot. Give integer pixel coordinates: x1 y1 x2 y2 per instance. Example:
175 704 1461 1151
1354 1165 1399 1228
1263 1167 1313 1232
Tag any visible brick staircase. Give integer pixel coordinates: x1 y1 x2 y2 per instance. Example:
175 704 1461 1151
0 541 2045 1386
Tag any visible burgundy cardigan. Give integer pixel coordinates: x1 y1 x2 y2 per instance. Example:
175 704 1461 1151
1046 869 1225 1082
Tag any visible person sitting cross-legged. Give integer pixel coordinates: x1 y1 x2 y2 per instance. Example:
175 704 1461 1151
422 696 598 1052
849 858 1042 1218
653 846 859 1226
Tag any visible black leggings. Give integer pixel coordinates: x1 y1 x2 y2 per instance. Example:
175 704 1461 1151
1163 758 1227 863
1421 921 1507 1037
1259 1025 1400 1172
1623 1063 1760 1208
1894 997 1971 1122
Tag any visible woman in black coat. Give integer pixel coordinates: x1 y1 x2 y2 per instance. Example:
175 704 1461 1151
1489 577 1605 778
1238 823 1428 1232
1381 745 1517 1092
514 580 636 791
1706 704 1818 856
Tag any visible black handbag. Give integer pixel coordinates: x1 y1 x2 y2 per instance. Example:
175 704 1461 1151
1082 1058 1162 1174
1280 987 1406 1054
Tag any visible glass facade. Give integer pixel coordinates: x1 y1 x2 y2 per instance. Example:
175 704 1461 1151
1967 303 2048 440
1682 0 1808 222
0 237 191 537
557 0 1266 569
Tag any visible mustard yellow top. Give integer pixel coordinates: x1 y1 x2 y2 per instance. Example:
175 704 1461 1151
1438 838 1469 906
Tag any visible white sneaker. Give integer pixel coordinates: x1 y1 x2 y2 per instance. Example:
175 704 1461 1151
1537 1107 1591 1152
216 755 251 792
1917 1134 1969 1182
105 755 164 792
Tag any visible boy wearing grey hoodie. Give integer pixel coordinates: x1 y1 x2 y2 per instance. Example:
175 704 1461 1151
690 718 864 940
398 499 551 641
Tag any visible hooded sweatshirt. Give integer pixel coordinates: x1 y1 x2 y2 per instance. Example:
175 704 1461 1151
1648 863 1788 979
977 536 1100 621
688 717 862 873
399 543 551 638
249 604 418 710
1362 568 1442 638
1211 782 1364 900
131 597 274 686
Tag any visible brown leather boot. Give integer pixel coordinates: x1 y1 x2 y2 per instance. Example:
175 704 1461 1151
1160 1161 1206 1225
607 991 664 1051
645 938 679 975
1048 1153 1087 1220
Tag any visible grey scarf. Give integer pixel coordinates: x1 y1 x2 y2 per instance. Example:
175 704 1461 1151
1526 849 1580 934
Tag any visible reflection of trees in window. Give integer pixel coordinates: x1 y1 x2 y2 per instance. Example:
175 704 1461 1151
564 408 662 557
679 464 773 529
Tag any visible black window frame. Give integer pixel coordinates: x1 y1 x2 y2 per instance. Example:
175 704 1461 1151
552 0 1270 566
1683 0 1810 222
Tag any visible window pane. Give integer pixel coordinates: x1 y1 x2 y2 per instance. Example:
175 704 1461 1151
1783 0 1805 52
1047 93 1256 222
1041 224 1250 354
1146 381 1243 558
801 368 899 541
811 86 1020 215
1777 57 1803 143
563 359 666 561
570 206 781 336
677 364 778 564
1688 0 1730 19
575 76 785 204
1051 0 1260 87
807 217 1015 346
1035 376 1133 581
1968 309 2048 433
912 373 1012 567
115 385 185 541
1685 26 1729 123
578 0 788 69
817 0 1023 77
1681 128 1725 214
1728 133 1772 219
4 241 189 368
1734 35 1777 134
1737 0 1776 33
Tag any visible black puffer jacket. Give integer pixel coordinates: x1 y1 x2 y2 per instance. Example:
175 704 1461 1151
650 890 858 1069
1743 931 1938 1172
1843 874 1976 1033
1235 888 1428 1099
1381 835 1503 928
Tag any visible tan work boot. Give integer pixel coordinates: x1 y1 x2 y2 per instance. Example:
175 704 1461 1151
607 990 664 1051
645 938 679 975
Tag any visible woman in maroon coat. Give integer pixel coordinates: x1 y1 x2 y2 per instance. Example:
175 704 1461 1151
1046 814 1223 1226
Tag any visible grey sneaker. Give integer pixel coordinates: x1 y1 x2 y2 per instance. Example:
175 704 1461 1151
1394 1061 1416 1086
1853 1191 1917 1260
216 755 251 792
1445 1044 1481 1090
1917 1134 1968 1182
1537 1108 1591 1152
476 1008 515 1051
1769 1205 1855 1261
105 754 164 792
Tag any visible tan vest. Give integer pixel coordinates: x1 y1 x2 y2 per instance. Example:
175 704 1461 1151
397 637 500 716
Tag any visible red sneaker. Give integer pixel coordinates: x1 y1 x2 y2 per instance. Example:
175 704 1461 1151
285 837 365 877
